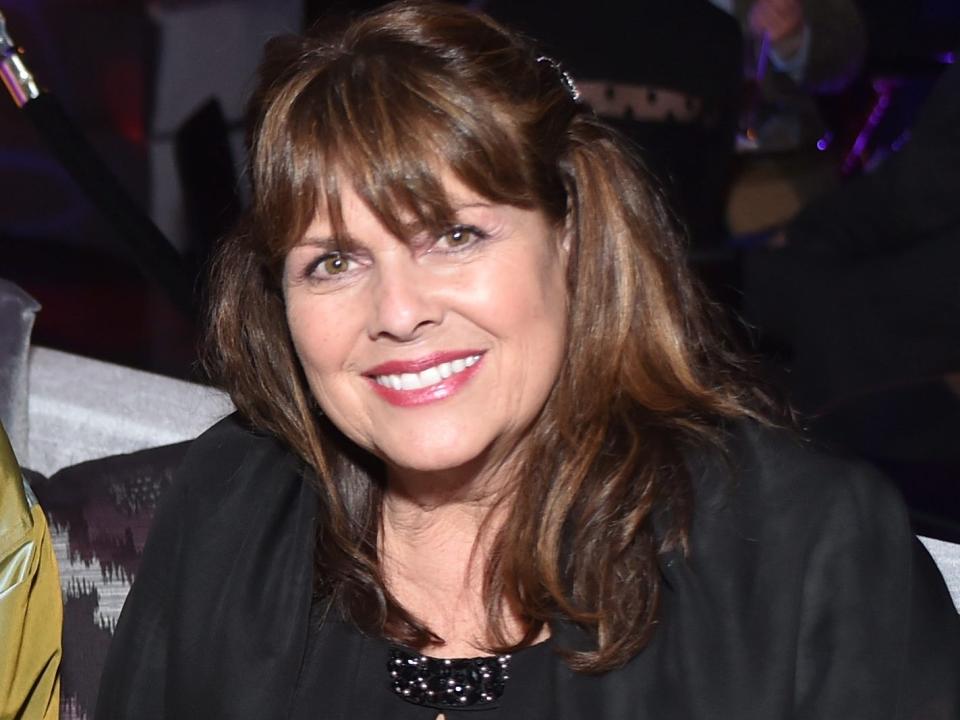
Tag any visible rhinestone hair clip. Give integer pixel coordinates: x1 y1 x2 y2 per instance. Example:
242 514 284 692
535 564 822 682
536 54 581 103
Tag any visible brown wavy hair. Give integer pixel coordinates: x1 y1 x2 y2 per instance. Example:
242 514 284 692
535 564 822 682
204 0 764 672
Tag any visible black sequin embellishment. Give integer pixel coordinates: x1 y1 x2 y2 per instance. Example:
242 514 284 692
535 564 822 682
388 647 510 707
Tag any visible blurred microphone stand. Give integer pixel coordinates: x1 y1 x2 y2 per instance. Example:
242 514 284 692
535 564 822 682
0 10 195 318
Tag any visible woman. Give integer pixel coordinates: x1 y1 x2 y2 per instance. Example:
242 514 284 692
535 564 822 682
95 2 959 718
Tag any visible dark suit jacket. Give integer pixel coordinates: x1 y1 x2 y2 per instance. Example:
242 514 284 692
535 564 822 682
95 415 959 719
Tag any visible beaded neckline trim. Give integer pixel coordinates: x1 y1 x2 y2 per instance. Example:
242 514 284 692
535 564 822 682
388 647 511 708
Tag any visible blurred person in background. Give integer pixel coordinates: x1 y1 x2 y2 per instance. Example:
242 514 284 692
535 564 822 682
717 0 866 147
717 0 867 237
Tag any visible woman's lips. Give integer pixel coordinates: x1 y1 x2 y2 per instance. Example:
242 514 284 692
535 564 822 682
364 350 485 406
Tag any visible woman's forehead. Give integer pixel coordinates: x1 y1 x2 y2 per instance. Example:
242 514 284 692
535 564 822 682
305 168 495 240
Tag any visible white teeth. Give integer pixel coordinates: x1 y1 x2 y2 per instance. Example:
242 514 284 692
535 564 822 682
374 354 481 391
420 366 442 386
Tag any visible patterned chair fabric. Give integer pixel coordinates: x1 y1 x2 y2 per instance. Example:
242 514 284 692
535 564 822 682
30 444 189 720
20 345 233 719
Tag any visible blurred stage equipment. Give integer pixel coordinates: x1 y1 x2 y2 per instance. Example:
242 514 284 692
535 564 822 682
0 10 193 317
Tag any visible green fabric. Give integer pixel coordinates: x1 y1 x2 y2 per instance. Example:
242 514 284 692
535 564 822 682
0 421 61 720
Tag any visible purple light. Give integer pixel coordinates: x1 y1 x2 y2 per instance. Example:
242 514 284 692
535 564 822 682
842 84 894 174
816 132 833 152
891 130 912 153
937 51 956 65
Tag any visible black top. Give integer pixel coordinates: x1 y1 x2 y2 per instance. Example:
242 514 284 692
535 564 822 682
95 416 960 719
290 610 555 719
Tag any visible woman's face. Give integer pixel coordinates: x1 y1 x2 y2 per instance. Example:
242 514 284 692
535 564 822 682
283 174 569 478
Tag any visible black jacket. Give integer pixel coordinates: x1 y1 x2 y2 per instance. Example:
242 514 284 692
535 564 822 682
95 415 960 719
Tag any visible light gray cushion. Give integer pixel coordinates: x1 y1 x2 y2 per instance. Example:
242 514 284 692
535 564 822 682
27 347 234 476
920 536 960 613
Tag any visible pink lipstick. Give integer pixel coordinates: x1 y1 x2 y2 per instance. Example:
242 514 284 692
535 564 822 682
364 350 486 407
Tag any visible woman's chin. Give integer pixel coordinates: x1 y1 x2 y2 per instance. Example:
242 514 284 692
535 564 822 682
384 446 487 476
379 439 504 487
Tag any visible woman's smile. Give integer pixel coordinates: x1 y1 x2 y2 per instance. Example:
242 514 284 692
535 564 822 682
365 350 486 406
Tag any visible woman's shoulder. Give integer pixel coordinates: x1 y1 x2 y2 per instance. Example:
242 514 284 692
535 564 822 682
97 414 317 718
181 411 294 472
669 420 960 718
171 411 307 507
148 412 314 561
693 419 906 528
681 419 916 580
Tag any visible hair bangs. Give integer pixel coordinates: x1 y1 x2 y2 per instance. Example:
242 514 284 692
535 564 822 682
255 38 554 261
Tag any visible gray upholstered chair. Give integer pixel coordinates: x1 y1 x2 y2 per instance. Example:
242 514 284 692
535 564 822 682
25 347 233 720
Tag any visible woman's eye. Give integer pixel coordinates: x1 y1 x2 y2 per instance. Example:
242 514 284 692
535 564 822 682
437 225 485 250
310 251 351 278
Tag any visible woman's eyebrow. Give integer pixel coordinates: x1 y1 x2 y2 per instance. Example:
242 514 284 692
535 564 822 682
295 234 358 250
451 200 494 212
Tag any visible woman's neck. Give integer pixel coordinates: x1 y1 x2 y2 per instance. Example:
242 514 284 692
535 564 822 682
379 465 512 657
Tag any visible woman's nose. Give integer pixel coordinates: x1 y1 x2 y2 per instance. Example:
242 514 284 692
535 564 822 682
367 254 443 341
